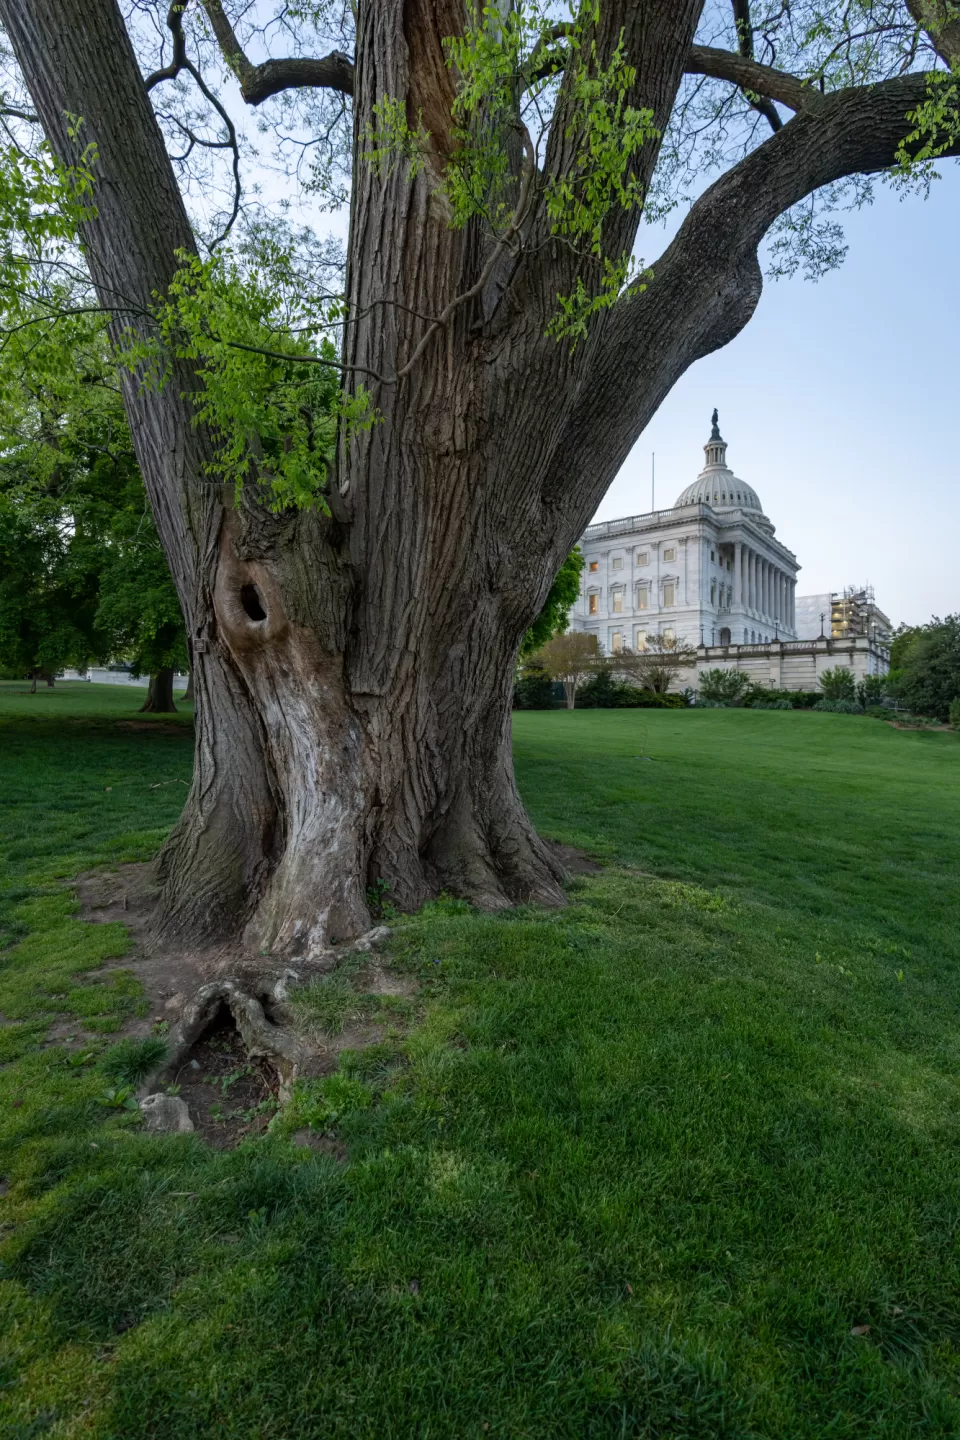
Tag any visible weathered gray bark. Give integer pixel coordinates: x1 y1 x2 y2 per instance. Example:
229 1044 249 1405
4 0 956 961
139 668 177 713
182 672 195 704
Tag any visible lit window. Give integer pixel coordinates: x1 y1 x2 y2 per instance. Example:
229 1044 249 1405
588 594 599 615
612 556 623 571
589 561 598 573
635 629 647 650
612 590 623 613
636 586 648 611
663 583 676 607
611 631 623 654
663 547 676 563
637 551 649 565
662 627 675 643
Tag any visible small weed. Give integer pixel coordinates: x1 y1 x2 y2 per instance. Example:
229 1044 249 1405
100 1035 169 1085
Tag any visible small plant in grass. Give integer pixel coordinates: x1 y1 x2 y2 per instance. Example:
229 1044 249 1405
100 1035 168 1085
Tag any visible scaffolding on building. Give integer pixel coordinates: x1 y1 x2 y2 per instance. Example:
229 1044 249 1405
830 585 891 644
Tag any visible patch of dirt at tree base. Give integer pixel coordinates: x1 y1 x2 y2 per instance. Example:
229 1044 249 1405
544 839 604 876
170 1007 279 1148
71 863 239 1046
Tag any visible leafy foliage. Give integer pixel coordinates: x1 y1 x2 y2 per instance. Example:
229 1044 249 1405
521 547 584 656
818 665 857 701
698 667 752 704
888 614 960 720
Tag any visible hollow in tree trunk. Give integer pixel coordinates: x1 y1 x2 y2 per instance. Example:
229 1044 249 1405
139 668 177 714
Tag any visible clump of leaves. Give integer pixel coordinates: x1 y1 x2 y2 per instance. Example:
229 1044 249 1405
100 1035 168 1085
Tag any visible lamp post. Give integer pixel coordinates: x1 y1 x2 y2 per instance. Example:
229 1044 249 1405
699 623 704 646
819 612 826 638
711 627 716 646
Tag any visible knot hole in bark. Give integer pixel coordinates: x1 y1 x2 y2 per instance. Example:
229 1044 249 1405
240 583 267 622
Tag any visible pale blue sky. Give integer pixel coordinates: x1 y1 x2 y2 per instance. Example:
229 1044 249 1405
596 173 960 629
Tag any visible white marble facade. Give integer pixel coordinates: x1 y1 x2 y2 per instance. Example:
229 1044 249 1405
570 414 800 654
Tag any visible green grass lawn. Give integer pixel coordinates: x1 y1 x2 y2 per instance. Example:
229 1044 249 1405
2 691 960 1437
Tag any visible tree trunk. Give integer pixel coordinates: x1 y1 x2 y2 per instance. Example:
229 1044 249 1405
182 672 194 704
9 0 940 960
139 668 177 714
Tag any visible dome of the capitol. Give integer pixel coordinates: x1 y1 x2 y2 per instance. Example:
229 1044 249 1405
674 411 766 519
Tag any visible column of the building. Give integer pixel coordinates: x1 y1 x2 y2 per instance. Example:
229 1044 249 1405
681 536 688 604
759 558 766 619
734 541 742 613
746 549 753 610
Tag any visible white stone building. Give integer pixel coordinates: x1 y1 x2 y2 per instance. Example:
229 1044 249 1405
570 413 800 653
568 414 892 692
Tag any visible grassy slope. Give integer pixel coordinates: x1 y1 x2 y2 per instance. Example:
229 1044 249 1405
2 692 960 1438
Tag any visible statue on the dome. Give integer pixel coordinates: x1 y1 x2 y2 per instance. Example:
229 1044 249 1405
710 408 721 440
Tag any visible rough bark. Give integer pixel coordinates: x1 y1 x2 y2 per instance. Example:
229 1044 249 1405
3 0 957 963
139 668 177 713
182 672 195 704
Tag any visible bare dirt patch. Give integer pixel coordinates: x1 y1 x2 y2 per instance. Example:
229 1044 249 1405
545 839 604 876
168 1007 279 1147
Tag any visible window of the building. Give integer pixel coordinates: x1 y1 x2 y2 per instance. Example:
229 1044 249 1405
663 582 676 607
662 627 675 643
710 582 716 605
743 628 749 642
710 549 715 562
588 560 599 572
635 628 647 650
636 585 648 611
611 630 623 654
588 593 599 615
663 547 676 563
612 590 623 613
636 551 649 565
727 558 732 571
612 556 623 570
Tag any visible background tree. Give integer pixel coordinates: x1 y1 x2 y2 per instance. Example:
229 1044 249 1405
888 615 960 718
616 637 698 695
1 0 957 958
535 631 601 710
0 489 103 687
818 666 857 701
0 305 187 703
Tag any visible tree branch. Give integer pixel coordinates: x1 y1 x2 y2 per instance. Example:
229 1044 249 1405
905 0 960 68
539 69 960 530
200 0 354 103
686 46 820 116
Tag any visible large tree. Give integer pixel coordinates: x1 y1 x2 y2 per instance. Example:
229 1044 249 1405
1 0 956 961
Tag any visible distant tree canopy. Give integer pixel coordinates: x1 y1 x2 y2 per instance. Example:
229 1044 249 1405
0 308 186 689
888 616 960 719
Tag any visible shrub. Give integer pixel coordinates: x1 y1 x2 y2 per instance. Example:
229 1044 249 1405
751 698 793 710
513 669 554 709
950 698 960 730
818 666 857 702
813 698 863 714
698 668 751 705
865 705 893 720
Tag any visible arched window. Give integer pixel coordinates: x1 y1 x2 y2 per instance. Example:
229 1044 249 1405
720 627 731 646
